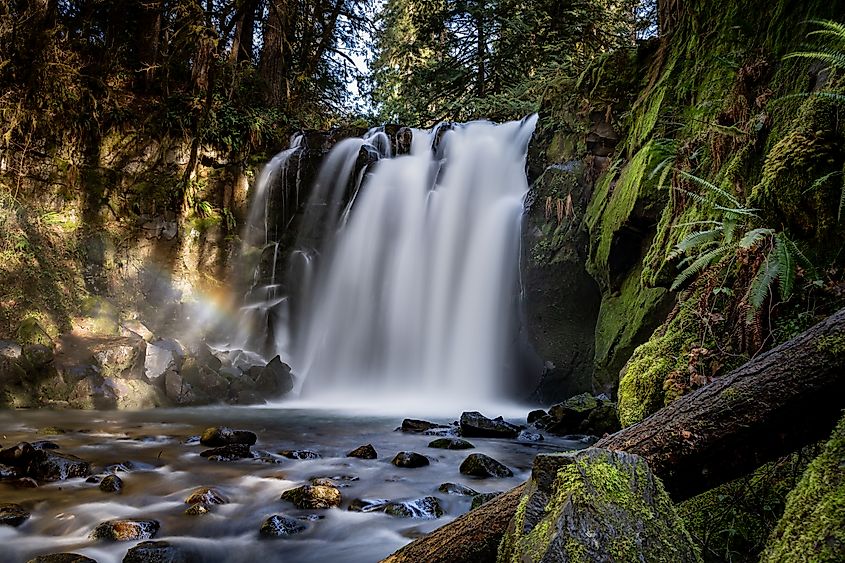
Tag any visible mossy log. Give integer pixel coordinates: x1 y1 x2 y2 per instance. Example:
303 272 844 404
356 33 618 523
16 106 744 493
380 308 845 563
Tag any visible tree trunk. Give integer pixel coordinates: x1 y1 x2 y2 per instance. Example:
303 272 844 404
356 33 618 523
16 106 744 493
380 307 845 563
230 0 258 64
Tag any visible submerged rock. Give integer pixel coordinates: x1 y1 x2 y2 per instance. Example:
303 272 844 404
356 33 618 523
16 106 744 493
184 504 209 516
459 453 513 478
26 555 96 563
348 498 389 512
391 452 430 468
470 491 503 510
0 502 30 526
459 412 520 439
98 474 123 493
498 448 700 563
278 449 321 460
185 487 228 505
259 514 307 538
517 430 544 442
27 450 91 481
400 419 448 433
382 496 444 519
91 519 160 541
199 443 253 461
123 540 190 563
199 427 257 447
438 482 479 496
428 438 474 450
281 484 342 509
347 444 378 459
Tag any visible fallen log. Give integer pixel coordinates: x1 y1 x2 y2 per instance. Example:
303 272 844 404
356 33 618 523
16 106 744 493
381 307 845 563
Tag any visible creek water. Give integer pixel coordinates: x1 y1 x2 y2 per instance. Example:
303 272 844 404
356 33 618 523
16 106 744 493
0 407 584 562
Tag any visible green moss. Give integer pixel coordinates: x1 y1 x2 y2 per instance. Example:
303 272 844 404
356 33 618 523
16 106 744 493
817 334 845 356
761 415 845 562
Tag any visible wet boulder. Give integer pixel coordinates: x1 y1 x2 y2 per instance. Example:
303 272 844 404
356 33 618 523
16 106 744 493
517 430 544 442
185 487 228 505
26 555 96 563
400 419 449 433
281 484 342 509
428 438 474 450
438 482 479 496
0 463 22 479
199 443 253 461
259 514 307 537
184 504 209 516
459 412 520 439
347 444 378 459
278 449 321 460
459 453 513 478
0 441 35 466
542 393 621 436
527 409 547 425
391 451 430 468
382 496 444 519
200 427 257 447
164 371 195 405
348 498 389 512
181 358 229 400
91 519 160 541
253 356 294 396
498 448 700 563
98 474 123 493
123 540 190 563
27 450 91 481
470 491 503 510
0 502 30 526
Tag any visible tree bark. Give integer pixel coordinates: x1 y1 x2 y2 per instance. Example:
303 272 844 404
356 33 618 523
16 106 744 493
380 307 845 563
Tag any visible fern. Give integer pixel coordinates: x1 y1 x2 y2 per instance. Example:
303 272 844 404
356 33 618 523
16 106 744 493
671 245 733 292
739 228 775 249
748 252 780 311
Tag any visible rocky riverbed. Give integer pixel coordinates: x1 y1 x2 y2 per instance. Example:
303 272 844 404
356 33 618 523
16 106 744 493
0 407 591 563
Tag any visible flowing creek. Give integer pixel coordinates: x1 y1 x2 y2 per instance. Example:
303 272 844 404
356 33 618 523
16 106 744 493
0 407 585 562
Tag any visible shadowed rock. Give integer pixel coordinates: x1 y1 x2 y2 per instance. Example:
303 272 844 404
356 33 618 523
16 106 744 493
347 444 378 459
281 484 342 509
185 487 228 505
26 555 96 563
123 540 191 562
459 412 520 439
0 503 30 526
438 482 479 496
199 427 257 447
259 514 307 538
91 519 160 541
459 453 513 478
428 438 474 450
391 452 429 468
98 474 122 493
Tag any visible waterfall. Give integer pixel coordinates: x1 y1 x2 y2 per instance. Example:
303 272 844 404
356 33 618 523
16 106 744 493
289 116 538 404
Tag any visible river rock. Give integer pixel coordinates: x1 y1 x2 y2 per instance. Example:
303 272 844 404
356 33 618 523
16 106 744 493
278 449 321 460
185 486 228 505
459 453 513 478
91 519 160 541
0 463 22 479
0 441 35 465
144 341 177 380
438 482 479 496
348 498 389 512
391 451 430 468
498 448 700 563
199 443 253 461
400 419 448 433
253 355 294 396
99 474 122 493
517 430 544 442
281 484 342 509
27 450 91 481
527 409 547 425
542 392 621 436
164 371 194 405
200 427 257 447
459 411 520 439
0 502 30 526
184 503 209 516
383 496 444 519
470 491 503 510
347 444 378 459
259 514 307 537
26 555 96 563
428 438 474 450
123 540 190 562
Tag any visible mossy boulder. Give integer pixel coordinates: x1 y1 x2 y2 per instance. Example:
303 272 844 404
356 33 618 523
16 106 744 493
17 318 53 347
542 393 620 436
497 448 700 563
90 519 160 541
280 484 342 509
199 427 257 447
760 415 845 562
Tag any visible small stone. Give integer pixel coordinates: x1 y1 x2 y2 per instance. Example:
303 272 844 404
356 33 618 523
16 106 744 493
199 443 253 461
428 438 475 450
470 491 503 510
123 540 190 563
347 444 378 459
278 449 321 460
281 485 342 509
391 452 430 468
184 504 209 516
382 497 444 519
99 474 123 493
185 487 228 505
199 427 257 447
91 519 160 541
438 482 479 496
0 502 30 526
259 514 307 537
25 555 96 563
459 453 513 478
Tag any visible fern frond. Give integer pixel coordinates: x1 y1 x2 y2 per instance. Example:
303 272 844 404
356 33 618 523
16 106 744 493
676 228 724 253
676 169 742 207
780 235 816 277
749 250 780 310
671 245 731 291
775 235 795 300
739 228 775 249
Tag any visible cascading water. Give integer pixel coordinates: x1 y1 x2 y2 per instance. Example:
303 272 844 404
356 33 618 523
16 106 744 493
288 116 538 405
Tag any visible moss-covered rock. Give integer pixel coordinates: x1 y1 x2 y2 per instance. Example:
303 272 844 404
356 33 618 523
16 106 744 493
280 484 341 509
760 415 845 562
497 448 700 563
